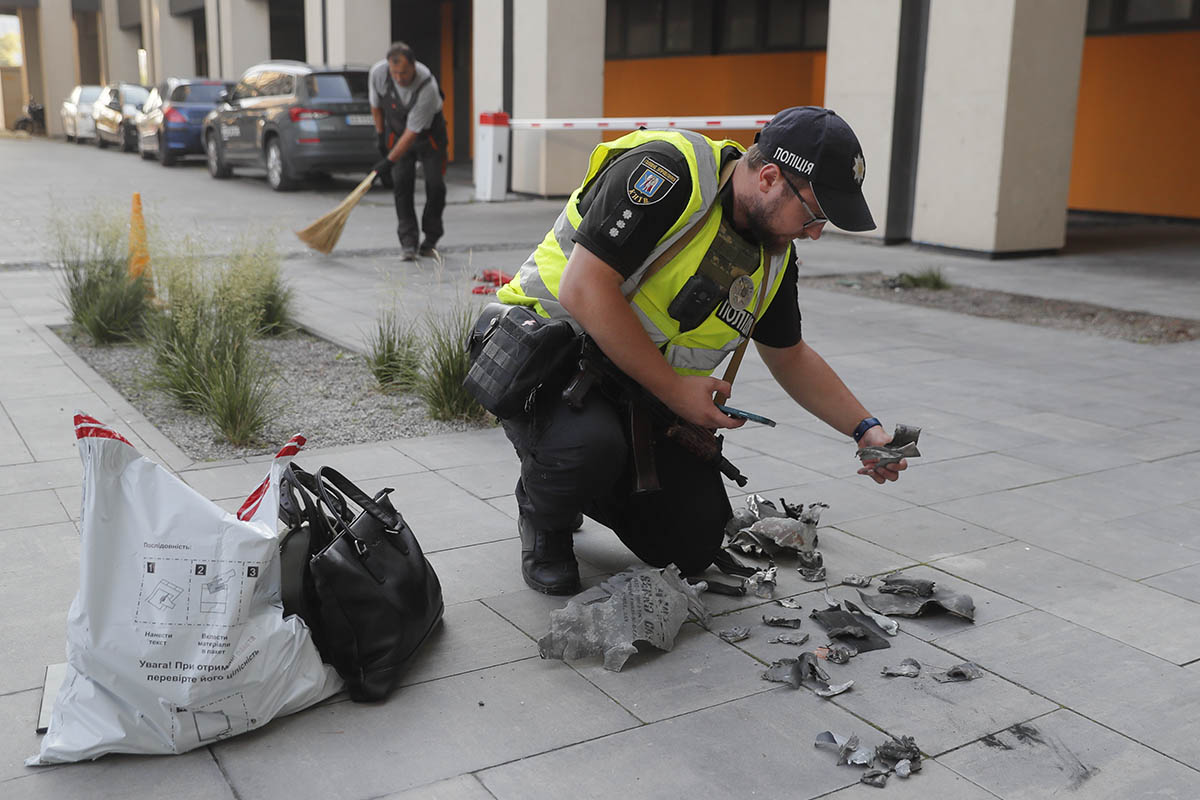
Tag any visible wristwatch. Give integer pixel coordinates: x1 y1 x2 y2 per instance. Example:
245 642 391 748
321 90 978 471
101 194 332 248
852 416 882 443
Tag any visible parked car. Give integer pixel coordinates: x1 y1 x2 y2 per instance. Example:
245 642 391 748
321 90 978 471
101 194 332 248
202 60 377 190
93 83 150 151
61 85 102 142
135 78 233 165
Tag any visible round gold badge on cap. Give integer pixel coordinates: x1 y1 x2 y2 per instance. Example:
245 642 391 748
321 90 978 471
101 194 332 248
729 275 755 312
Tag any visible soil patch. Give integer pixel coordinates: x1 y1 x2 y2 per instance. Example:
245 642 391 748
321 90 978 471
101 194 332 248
57 327 491 462
797 272 1200 344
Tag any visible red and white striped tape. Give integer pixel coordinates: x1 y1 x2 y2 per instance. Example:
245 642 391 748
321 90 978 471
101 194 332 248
74 413 133 446
236 434 306 522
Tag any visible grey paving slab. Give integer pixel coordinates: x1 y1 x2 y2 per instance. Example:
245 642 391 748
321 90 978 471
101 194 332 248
821 759 1001 799
399 601 537 687
0 523 80 694
883 453 1068 507
478 574 611 641
178 458 274 501
438 459 522 501
477 687 884 799
773 476 917 527
6 746 235 800
377 470 520 553
211 659 638 800
0 490 69 531
378 775 496 800
932 490 1112 539
1004 514 1200 580
568 622 772 723
297 442 426 481
1011 462 1200 520
992 411 1135 446
833 506 1012 562
937 542 1200 663
727 453 829 493
392 426 514 471
0 413 33 466
1143 563 1200 603
0 690 57 782
936 611 1200 768
425 539 536 606
930 421 1052 452
996 437 1145 476
0 365 91 402
942 709 1199 799
726 423 864 478
52 487 80 521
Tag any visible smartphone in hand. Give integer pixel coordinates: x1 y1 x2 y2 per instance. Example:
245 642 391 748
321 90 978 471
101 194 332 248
715 403 776 427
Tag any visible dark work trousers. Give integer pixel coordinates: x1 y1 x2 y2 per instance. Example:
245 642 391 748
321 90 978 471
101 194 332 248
390 136 446 250
501 387 732 576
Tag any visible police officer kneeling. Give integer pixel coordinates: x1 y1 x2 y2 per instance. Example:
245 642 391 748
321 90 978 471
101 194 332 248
495 107 907 595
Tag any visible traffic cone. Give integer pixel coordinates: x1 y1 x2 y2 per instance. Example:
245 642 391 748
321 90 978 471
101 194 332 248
128 192 150 281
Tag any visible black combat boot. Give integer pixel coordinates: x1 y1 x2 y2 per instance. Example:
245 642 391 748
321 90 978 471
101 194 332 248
519 515 581 595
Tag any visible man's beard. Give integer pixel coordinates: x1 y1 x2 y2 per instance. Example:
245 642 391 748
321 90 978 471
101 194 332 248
744 194 796 256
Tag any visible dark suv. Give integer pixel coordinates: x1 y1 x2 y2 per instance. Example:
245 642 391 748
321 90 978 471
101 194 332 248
202 60 377 190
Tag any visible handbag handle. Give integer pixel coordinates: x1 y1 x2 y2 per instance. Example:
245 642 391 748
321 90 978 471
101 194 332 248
313 466 403 543
280 465 342 553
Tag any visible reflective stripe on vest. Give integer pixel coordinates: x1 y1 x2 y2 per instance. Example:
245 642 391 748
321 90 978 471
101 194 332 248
496 129 791 376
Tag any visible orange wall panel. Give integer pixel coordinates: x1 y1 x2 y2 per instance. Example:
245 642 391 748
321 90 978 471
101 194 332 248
602 51 826 146
1069 32 1200 219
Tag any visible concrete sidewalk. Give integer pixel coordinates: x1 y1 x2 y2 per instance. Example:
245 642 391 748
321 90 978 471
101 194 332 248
1 191 1199 798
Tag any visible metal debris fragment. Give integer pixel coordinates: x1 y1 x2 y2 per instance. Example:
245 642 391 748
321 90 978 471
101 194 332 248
859 769 889 788
762 658 805 689
881 658 921 678
768 632 810 646
747 494 786 520
894 759 913 778
826 625 869 640
876 736 923 771
776 598 803 610
931 662 984 683
537 565 709 672
879 575 936 597
797 549 824 570
845 599 900 636
811 608 891 652
694 578 745 597
713 548 757 578
813 730 850 753
747 563 778 598
724 507 758 537
718 626 751 644
764 652 851 697
814 680 854 697
841 574 872 587
858 588 976 622
798 566 827 582
856 424 922 469
822 643 858 664
762 615 803 629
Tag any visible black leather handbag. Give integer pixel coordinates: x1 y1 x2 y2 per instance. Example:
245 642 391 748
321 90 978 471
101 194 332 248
278 464 444 702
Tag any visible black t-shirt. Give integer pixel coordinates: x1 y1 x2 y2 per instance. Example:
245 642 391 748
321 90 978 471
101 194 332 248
572 143 801 348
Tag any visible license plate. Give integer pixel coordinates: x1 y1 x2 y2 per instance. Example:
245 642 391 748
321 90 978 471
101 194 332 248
345 114 373 126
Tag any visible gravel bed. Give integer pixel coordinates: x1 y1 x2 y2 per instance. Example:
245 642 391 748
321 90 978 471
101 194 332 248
57 327 491 462
797 272 1200 344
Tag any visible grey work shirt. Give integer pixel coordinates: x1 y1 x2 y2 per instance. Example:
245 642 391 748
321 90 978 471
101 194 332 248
368 58 443 133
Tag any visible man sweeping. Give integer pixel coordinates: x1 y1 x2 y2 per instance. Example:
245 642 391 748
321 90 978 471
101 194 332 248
370 42 449 261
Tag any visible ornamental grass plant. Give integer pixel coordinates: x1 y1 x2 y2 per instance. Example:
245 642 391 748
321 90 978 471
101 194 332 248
418 304 488 422
54 209 150 344
365 308 423 392
895 268 951 290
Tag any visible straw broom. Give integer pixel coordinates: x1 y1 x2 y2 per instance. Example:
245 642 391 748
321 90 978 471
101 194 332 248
296 170 379 254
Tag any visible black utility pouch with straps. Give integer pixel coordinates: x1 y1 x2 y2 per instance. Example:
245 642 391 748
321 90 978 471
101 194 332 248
463 302 580 418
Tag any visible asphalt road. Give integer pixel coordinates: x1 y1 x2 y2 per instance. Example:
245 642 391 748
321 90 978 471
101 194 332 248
0 134 559 266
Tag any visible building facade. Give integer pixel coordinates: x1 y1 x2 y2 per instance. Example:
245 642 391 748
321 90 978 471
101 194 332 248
3 0 1197 254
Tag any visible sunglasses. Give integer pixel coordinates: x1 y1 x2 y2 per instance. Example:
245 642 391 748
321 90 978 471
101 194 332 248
778 170 829 231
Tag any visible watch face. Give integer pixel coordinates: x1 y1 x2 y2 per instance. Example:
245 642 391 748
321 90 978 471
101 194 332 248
728 274 755 312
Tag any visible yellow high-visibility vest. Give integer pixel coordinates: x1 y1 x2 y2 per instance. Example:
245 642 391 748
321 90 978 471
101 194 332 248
497 129 792 376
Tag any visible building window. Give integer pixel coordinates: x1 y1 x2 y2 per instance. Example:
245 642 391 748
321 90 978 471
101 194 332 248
605 0 827 58
1087 0 1200 33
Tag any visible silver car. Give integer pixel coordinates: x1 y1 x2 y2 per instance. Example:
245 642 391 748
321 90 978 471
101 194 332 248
202 60 377 191
61 85 102 142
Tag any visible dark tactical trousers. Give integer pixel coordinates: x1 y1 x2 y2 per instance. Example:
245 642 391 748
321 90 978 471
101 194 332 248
390 137 446 250
501 385 732 576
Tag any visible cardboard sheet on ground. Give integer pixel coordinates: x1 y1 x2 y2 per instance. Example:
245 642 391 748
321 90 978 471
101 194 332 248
28 415 341 765
538 565 709 672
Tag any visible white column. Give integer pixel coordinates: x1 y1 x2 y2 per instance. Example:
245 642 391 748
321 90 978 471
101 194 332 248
472 0 504 115
205 0 270 80
100 0 142 84
326 0 389 67
911 0 1086 253
36 0 76 137
303 0 323 65
823 0 903 242
510 0 604 196
144 0 196 85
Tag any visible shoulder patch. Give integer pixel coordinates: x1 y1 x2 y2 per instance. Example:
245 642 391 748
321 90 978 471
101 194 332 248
626 156 679 206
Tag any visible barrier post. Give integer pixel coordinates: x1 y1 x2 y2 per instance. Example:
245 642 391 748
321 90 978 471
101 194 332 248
474 111 511 202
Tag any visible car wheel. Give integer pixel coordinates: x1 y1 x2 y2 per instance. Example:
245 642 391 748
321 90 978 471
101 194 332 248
120 124 136 153
158 133 175 166
206 132 231 178
265 138 295 191
138 132 153 160
96 128 108 148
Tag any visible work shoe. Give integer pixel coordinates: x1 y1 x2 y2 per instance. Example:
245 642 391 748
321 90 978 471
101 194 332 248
400 247 417 261
518 515 581 595
418 239 438 257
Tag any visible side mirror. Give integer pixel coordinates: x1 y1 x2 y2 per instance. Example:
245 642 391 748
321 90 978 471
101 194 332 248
218 89 230 104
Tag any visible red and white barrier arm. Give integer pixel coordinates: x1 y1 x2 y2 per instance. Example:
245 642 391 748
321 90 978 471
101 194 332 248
506 114 775 131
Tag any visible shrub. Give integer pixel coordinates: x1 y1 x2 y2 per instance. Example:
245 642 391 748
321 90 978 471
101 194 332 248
55 211 150 344
365 308 423 391
199 340 277 446
418 305 487 422
895 268 950 290
218 237 295 336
